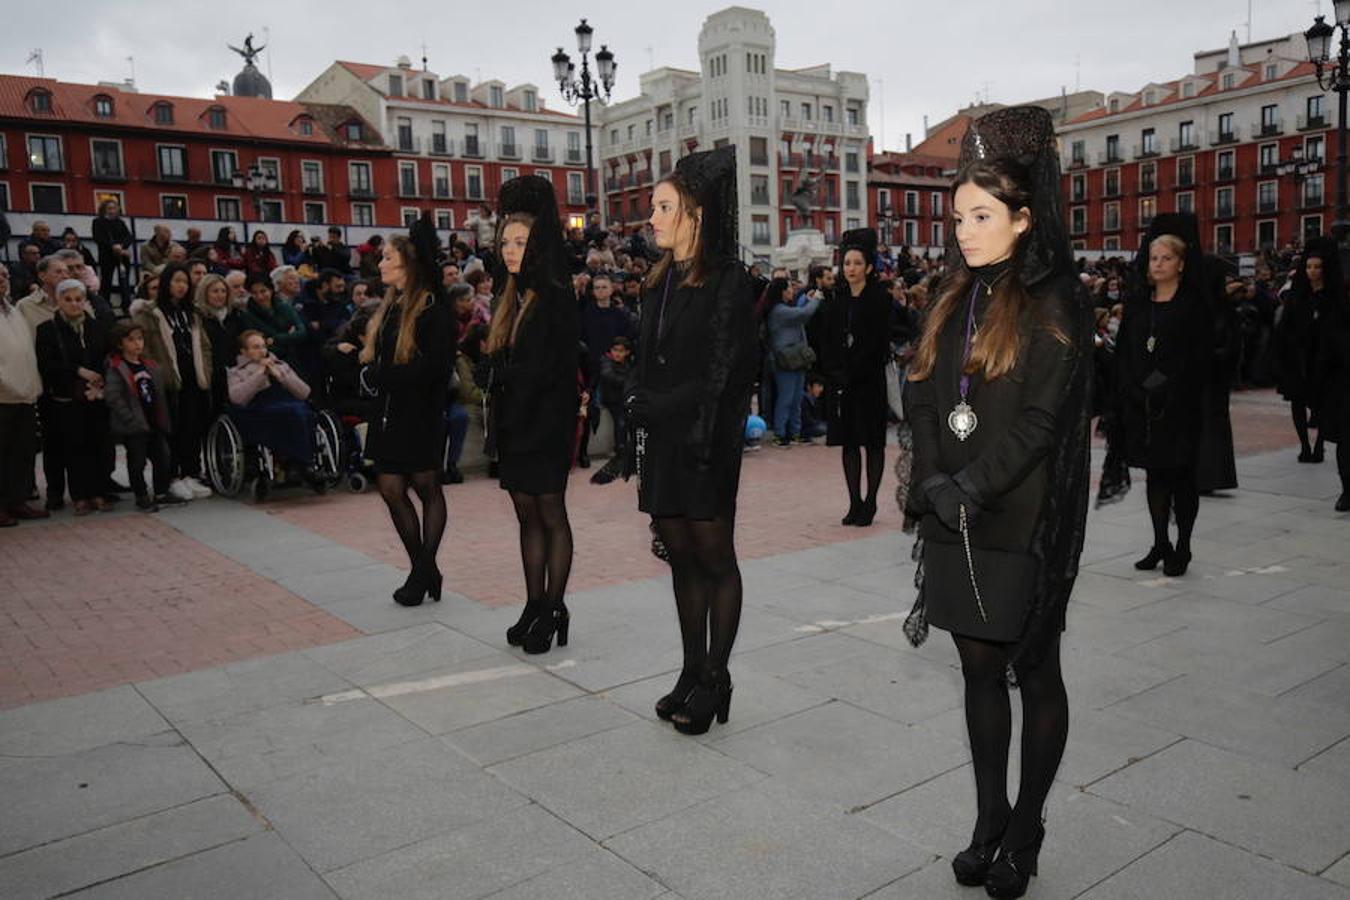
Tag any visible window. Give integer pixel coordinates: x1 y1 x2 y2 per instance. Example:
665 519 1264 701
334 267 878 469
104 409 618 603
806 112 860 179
825 219 839 242
431 120 448 155
345 122 363 141
1260 104 1279 134
211 150 238 184
1070 206 1086 235
751 174 769 206
1217 149 1235 180
153 102 173 124
466 165 483 200
207 107 226 130
93 95 113 118
432 163 450 198
0 134 6 169
1071 174 1086 202
846 181 860 210
402 208 419 227
436 210 453 230
662 111 674 131
1216 186 1235 217
877 188 891 211
29 89 51 113
1105 134 1120 162
302 160 322 193
160 194 187 218
1222 73 1235 90
464 124 481 157
1303 215 1324 240
349 161 373 195
534 129 550 161
1182 81 1196 98
609 129 618 145
845 150 859 174
904 190 918 215
846 217 860 230
931 222 944 246
1070 140 1085 165
1215 224 1234 253
800 102 812 120
424 79 437 100
1218 112 1234 141
298 118 313 136
780 99 790 118
1309 95 1326 124
489 85 504 108
1104 201 1120 231
1265 63 1277 81
645 119 653 136
567 172 584 205
454 81 468 102
1177 156 1194 187
1259 143 1277 171
750 137 768 166
523 90 538 111
501 167 518 182
1305 174 1325 207
398 161 418 197
751 215 770 246
397 117 414 152
1177 191 1195 214
304 201 326 224
1308 135 1326 163
1140 127 1157 156
215 197 241 220
1255 219 1276 250
352 203 374 226
388 74 403 96
1139 162 1156 193
257 157 280 191
688 106 697 125
91 139 123 178
1104 237 1121 252
931 192 943 217
0 183 8 210
31 184 64 213
823 104 834 123
1105 168 1120 197
904 220 918 246
501 126 518 157
846 105 859 126
27 135 62 171
259 200 282 223
1257 181 1277 213
1179 121 1195 149
659 149 672 176
626 124 635 140
1139 196 1156 227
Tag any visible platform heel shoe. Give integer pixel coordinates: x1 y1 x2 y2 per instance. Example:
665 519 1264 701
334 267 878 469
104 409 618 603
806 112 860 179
672 669 732 735
506 597 544 646
984 825 1044 899
522 602 569 655
952 820 1008 887
654 669 700 721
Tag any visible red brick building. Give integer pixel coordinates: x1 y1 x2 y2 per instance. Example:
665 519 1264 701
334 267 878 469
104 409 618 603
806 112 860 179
0 74 400 230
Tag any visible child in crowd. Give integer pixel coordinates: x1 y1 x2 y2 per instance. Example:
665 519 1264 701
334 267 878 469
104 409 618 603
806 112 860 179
590 335 634 485
104 320 182 511
801 374 828 440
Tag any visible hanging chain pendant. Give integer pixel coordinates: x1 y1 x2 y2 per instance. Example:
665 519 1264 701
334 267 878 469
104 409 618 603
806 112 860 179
1146 335 1157 354
948 400 978 441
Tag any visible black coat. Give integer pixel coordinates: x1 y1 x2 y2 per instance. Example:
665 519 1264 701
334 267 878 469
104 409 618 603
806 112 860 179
1197 284 1239 492
489 283 581 457
1315 301 1350 444
632 259 756 519
91 216 133 264
1275 286 1327 404
201 310 242 413
819 280 892 448
36 315 110 402
909 274 1082 553
1117 286 1211 470
362 293 455 473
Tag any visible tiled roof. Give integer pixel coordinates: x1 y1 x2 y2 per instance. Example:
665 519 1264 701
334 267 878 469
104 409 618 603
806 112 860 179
1065 60 1317 125
0 74 378 145
336 61 583 123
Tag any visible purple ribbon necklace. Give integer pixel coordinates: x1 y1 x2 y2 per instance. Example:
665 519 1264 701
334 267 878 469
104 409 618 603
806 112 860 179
948 281 981 441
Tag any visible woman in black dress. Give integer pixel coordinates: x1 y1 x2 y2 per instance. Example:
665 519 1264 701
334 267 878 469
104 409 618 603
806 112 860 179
904 107 1092 898
1306 237 1350 511
1277 243 1337 463
360 214 455 606
483 176 581 654
626 146 756 735
1117 214 1212 577
821 228 893 526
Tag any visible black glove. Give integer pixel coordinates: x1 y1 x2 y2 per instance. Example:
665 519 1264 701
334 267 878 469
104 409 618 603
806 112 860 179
919 473 981 533
471 359 493 390
625 389 653 427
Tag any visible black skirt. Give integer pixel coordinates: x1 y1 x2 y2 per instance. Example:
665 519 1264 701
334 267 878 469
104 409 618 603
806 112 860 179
498 449 571 495
826 375 889 448
639 427 745 520
923 540 1036 642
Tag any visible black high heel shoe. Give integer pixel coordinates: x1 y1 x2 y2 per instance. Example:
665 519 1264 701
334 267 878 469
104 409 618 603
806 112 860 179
854 498 877 527
952 818 1009 887
672 670 732 735
1134 542 1173 571
841 501 861 526
523 602 569 654
1163 547 1192 577
393 566 426 607
506 597 543 646
655 669 699 721
984 825 1044 899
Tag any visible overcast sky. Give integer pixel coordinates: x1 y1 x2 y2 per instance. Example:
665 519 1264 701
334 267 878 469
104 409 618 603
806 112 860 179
1 1 1321 148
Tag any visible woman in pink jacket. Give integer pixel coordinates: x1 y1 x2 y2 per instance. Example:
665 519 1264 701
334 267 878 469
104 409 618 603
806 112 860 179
227 329 314 477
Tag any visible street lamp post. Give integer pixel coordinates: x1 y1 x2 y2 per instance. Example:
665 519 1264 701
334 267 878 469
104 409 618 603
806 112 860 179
1304 5 1350 242
551 19 616 215
231 164 279 223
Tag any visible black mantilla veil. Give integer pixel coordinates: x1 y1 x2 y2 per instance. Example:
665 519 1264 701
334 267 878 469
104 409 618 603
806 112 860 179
664 145 739 281
494 174 569 294
1293 235 1346 300
408 210 445 299
1127 212 1208 306
906 105 1094 674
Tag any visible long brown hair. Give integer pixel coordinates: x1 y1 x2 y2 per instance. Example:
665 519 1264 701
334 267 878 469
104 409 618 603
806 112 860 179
486 213 537 353
908 159 1064 382
644 175 707 292
361 235 436 365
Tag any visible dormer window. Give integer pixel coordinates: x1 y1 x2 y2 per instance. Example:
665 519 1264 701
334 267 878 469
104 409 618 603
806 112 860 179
28 89 52 113
523 90 537 112
454 81 468 102
93 94 114 118
1222 73 1235 90
1182 81 1195 98
345 121 363 141
206 106 227 129
423 79 436 100
1143 90 1155 106
295 116 314 136
152 102 174 124
489 85 504 108
389 74 403 96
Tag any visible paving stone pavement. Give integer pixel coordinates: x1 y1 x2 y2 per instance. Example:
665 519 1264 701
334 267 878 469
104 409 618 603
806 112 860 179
2 394 1349 897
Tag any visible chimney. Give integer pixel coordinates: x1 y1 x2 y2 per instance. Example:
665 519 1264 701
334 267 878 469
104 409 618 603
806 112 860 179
905 132 912 152
1227 30 1240 68
922 114 929 136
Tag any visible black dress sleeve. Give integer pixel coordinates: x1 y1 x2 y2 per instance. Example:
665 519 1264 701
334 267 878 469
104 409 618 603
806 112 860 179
957 299 1079 501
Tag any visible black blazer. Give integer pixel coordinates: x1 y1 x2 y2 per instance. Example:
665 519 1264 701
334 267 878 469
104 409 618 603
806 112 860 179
634 258 756 460
364 293 455 469
491 282 581 455
36 315 110 402
819 281 892 388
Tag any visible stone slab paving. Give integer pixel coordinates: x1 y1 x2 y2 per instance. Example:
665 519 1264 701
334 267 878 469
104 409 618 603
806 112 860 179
2 394 1350 897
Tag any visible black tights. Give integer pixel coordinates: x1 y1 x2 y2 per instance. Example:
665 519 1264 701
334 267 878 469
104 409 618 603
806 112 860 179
1292 402 1323 456
841 444 885 507
510 491 573 605
1144 465 1199 552
655 515 742 677
954 634 1068 851
377 470 447 572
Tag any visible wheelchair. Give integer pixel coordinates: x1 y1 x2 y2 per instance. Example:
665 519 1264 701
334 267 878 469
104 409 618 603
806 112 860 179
204 407 348 501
